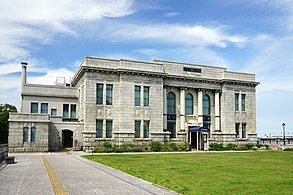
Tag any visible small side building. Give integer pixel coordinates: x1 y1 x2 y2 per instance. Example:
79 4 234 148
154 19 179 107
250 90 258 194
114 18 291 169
8 57 259 152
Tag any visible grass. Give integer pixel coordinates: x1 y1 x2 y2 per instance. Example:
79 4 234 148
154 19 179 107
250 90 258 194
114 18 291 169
84 151 293 194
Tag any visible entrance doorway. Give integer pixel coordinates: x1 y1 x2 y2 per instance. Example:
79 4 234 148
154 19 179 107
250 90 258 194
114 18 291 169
188 126 210 151
62 130 73 147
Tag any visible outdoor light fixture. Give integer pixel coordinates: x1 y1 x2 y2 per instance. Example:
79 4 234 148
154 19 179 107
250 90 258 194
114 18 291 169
282 123 286 145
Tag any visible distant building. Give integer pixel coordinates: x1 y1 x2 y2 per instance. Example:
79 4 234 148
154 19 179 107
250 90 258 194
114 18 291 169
8 57 259 152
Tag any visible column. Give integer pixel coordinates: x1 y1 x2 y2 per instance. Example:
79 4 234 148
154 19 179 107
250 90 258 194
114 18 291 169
163 86 167 131
215 90 221 132
198 89 203 126
180 87 186 131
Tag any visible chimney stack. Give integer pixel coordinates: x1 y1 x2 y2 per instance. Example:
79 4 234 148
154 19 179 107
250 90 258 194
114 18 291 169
21 62 28 86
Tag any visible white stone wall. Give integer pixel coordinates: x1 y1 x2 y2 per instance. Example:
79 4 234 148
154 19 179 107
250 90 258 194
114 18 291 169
8 113 50 152
9 57 259 152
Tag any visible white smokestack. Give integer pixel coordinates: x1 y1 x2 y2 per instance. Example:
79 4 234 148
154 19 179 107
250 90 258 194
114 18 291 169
21 62 28 86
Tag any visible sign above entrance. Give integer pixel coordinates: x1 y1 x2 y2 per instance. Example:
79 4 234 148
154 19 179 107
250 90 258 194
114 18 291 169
188 126 210 132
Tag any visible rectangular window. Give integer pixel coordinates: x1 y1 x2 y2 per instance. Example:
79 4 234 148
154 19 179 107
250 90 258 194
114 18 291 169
106 120 112 138
31 102 38 113
41 103 48 114
242 123 247 138
106 84 113 105
144 86 150 106
70 104 76 118
31 127 36 142
134 86 141 106
96 120 103 138
183 67 201 73
63 104 69 118
167 121 176 138
96 83 103 104
235 93 239 111
241 94 246 111
51 109 57 116
235 123 240 138
134 121 141 138
144 121 149 138
23 127 28 142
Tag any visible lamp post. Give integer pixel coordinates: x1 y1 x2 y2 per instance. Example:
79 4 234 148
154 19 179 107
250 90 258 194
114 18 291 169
282 123 286 145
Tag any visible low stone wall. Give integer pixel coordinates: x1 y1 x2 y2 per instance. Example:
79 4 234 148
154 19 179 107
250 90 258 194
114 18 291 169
0 144 8 164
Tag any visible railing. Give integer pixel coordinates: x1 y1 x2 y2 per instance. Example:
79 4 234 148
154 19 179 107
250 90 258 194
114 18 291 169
0 144 8 164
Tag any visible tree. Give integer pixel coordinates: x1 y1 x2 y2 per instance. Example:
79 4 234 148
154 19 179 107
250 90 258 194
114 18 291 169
0 104 17 144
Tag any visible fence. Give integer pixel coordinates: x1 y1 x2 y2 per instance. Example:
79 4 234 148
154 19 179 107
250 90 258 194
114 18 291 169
0 144 8 164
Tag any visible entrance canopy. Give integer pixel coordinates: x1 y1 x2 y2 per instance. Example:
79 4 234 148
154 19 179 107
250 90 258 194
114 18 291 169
188 126 210 132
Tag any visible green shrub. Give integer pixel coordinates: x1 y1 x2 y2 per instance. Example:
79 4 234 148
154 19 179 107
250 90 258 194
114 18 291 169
149 141 163 152
178 142 189 151
284 148 293 151
93 146 107 153
242 143 254 150
225 143 238 150
103 141 112 151
169 142 179 151
209 143 224 151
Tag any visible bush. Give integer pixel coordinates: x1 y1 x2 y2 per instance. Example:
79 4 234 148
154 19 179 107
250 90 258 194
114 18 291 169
103 141 112 152
209 143 224 151
169 142 179 151
178 142 189 151
242 143 254 150
149 141 163 152
284 148 293 151
225 143 238 150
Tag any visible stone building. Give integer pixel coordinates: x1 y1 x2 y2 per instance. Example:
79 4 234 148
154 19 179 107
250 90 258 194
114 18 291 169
8 57 259 152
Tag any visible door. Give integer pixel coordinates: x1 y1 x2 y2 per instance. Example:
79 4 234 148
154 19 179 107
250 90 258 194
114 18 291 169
62 130 73 147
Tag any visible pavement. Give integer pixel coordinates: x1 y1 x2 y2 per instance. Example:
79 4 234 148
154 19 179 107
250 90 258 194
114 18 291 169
0 152 177 195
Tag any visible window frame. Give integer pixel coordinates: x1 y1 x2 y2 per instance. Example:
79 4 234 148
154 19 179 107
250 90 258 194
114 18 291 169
96 120 103 138
41 103 48 114
106 120 113 138
134 120 141 138
203 95 210 116
106 84 113 105
51 108 57 116
31 127 36 142
23 127 28 142
185 93 193 115
235 123 240 138
63 104 69 118
241 94 246 111
167 92 176 114
70 104 76 118
96 83 103 105
31 102 38 114
235 93 239 111
134 86 141 106
242 123 247 138
143 121 149 138
144 86 150 106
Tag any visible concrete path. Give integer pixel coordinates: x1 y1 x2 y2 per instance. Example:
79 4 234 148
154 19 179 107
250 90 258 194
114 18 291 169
0 153 177 195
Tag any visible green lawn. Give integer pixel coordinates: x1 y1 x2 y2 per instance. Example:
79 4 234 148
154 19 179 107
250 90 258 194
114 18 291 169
84 152 293 194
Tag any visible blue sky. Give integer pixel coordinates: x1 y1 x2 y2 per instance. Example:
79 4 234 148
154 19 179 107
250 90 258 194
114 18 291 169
0 0 292 137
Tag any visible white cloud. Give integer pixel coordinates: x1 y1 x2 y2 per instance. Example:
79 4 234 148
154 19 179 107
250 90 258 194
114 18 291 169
28 68 74 85
106 23 247 48
135 47 229 67
0 0 134 61
164 12 181 17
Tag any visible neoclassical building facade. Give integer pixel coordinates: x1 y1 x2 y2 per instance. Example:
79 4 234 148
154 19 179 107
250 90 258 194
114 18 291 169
9 57 259 152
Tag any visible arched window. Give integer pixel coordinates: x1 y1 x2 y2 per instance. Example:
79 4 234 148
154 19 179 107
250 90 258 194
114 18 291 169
185 93 193 115
203 95 210 116
167 92 176 114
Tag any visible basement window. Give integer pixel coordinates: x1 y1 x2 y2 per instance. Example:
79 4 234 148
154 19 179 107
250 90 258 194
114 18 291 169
183 67 201 73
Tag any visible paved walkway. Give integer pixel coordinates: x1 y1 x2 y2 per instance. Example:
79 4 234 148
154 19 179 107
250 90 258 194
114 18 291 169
0 153 177 195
